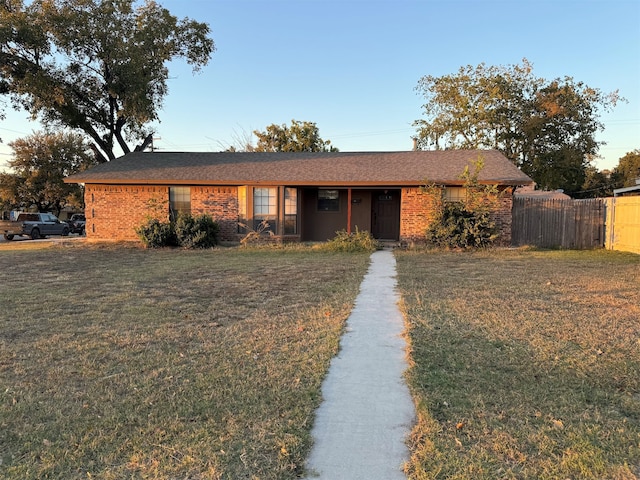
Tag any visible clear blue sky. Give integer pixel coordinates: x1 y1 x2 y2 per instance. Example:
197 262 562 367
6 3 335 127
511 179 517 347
1 0 639 171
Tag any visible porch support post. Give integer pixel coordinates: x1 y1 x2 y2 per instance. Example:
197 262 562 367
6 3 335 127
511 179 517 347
347 188 352 234
278 186 285 236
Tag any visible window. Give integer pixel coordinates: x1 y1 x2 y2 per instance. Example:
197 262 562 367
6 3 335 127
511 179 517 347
236 187 299 236
284 187 297 234
444 187 467 203
169 187 191 219
253 187 277 232
318 189 339 211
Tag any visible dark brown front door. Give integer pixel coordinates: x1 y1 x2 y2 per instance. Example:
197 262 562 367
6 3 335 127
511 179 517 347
372 190 400 240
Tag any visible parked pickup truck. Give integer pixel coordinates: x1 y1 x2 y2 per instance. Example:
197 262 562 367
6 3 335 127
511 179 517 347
1 212 70 240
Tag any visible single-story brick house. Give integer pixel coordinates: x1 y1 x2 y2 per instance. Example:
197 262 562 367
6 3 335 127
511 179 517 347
64 149 533 244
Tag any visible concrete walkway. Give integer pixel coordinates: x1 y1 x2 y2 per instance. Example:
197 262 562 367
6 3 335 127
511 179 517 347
304 249 416 479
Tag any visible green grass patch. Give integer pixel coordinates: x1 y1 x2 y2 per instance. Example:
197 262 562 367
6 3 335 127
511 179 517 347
0 244 370 479
396 249 640 479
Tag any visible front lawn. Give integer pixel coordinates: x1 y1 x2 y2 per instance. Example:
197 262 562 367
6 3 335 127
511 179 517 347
3 244 638 479
396 249 640 479
0 245 370 479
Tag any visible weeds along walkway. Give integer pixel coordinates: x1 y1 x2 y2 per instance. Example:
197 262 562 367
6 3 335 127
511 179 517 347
304 249 415 479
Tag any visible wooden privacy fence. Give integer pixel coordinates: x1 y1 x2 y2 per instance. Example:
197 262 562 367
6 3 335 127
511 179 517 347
604 197 640 255
511 197 606 249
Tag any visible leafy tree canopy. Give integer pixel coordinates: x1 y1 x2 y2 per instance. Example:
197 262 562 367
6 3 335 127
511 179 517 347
414 59 622 195
574 150 640 198
0 0 214 162
253 120 339 152
613 149 640 188
576 165 618 198
0 130 97 213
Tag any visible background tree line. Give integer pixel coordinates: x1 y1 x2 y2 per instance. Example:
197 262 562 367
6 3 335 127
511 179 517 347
413 59 637 197
1 2 637 213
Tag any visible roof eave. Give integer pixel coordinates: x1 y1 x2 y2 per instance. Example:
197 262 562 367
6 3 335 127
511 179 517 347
66 178 533 187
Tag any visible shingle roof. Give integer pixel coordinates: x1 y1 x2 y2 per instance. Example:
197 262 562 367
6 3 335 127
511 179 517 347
65 150 533 187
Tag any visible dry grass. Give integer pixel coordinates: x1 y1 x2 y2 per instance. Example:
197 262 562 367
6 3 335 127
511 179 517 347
396 248 640 479
0 243 370 479
5 242 638 479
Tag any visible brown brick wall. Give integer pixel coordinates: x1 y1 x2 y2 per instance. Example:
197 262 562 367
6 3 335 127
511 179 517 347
399 186 514 245
466 188 514 246
85 185 169 241
400 187 439 243
490 195 514 246
85 184 241 242
191 186 239 242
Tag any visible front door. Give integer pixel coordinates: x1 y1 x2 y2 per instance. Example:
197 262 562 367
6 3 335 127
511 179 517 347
372 190 400 240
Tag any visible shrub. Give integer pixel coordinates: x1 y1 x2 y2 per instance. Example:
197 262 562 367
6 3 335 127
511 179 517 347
136 213 219 249
175 213 219 248
322 228 380 253
426 202 497 249
135 218 177 248
422 155 504 249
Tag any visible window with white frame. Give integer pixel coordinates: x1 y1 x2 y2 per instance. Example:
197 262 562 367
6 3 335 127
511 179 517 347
253 187 278 232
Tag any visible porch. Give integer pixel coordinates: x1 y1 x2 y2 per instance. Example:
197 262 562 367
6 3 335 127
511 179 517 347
301 188 401 242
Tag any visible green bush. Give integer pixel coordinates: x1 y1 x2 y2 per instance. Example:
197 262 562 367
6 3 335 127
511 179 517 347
426 202 497 249
136 213 219 249
135 218 177 248
322 228 380 252
175 213 219 248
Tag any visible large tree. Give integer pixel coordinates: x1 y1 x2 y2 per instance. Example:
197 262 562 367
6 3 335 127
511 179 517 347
0 0 214 162
0 131 97 213
253 120 339 152
414 59 621 195
613 149 640 187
